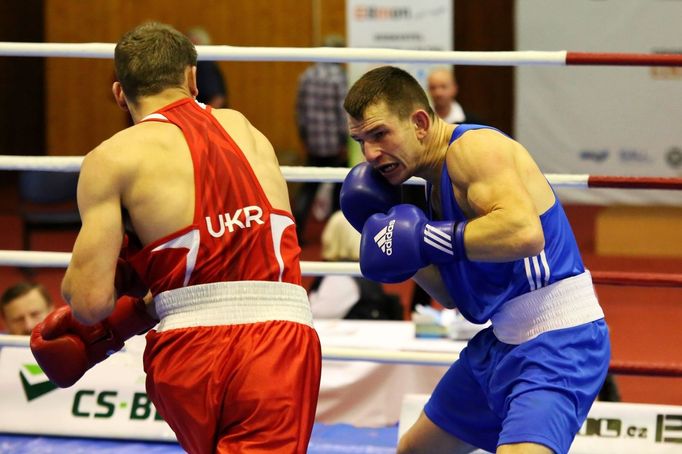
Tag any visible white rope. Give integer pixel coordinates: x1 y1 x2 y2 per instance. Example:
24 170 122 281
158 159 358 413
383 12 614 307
0 250 361 275
281 165 427 185
0 335 31 348
0 155 83 172
0 42 115 59
0 42 567 66
545 173 590 188
302 261 361 276
0 251 71 268
0 155 590 187
321 346 457 366
0 334 456 365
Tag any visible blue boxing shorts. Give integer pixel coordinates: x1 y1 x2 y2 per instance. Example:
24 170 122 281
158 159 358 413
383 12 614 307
424 319 610 454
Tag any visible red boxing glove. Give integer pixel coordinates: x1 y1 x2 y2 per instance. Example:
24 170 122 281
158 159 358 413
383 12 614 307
115 233 147 298
30 296 157 388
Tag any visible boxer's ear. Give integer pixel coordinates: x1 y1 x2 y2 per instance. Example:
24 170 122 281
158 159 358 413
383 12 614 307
112 82 129 112
411 109 431 140
188 66 198 98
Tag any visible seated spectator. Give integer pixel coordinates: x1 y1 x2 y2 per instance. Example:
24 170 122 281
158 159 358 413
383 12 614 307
309 211 403 320
1 282 54 335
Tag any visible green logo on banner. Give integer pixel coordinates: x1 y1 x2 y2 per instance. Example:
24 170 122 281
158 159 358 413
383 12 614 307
19 364 57 401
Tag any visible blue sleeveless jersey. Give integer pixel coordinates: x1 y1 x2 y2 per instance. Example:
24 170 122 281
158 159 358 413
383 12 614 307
434 125 585 323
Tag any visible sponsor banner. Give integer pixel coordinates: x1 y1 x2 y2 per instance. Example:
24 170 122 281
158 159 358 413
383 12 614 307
577 401 682 452
346 0 453 86
0 338 176 441
400 394 682 453
346 0 453 165
515 0 682 205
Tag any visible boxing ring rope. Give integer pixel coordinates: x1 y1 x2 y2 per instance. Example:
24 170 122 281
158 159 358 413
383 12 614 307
0 335 31 349
591 271 682 288
1 42 682 67
2 148 682 374
1 251 681 376
609 360 682 378
2 155 682 377
2 250 682 288
1 44 681 387
1 330 681 377
1 40 681 454
3 155 682 190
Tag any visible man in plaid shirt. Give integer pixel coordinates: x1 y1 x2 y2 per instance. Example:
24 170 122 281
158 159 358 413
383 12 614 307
294 35 348 243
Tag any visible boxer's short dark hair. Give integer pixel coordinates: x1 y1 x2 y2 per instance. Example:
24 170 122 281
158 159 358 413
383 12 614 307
344 65 434 121
115 22 197 103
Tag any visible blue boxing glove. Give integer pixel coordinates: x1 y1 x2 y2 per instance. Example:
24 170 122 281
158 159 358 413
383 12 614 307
360 204 468 283
340 162 401 232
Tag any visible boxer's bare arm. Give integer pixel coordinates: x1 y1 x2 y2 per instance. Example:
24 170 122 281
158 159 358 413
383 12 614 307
412 266 455 309
248 123 292 212
212 108 292 212
62 145 126 325
446 130 547 262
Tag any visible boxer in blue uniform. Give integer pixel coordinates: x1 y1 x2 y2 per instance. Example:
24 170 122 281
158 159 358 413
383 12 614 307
340 66 610 454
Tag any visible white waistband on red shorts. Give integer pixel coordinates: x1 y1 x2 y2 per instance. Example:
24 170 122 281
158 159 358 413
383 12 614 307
490 271 604 345
153 281 313 332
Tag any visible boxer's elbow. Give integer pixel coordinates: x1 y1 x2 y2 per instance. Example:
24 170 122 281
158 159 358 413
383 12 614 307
513 219 545 257
67 286 114 325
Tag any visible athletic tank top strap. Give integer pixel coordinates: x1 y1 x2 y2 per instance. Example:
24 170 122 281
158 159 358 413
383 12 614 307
139 112 171 123
139 99 209 123
448 123 505 145
426 124 503 221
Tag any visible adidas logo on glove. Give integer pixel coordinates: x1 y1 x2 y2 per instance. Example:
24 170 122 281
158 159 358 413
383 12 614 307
424 224 454 256
373 219 395 255
358 205 464 284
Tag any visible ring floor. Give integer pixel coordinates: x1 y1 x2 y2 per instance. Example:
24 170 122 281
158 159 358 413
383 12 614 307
0 423 398 454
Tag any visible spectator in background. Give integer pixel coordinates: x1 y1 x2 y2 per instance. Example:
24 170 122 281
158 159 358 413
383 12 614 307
294 35 348 244
426 66 482 125
186 26 229 108
309 211 403 321
1 282 53 335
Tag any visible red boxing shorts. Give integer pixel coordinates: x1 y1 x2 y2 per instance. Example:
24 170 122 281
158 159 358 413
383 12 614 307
143 281 321 454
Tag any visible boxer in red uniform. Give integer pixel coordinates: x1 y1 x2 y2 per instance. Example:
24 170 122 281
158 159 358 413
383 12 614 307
30 22 321 454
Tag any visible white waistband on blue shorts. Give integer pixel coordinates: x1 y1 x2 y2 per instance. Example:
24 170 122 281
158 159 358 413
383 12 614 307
490 271 604 345
153 281 313 332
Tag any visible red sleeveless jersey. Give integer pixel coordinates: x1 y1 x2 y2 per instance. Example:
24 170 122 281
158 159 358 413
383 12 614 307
127 98 302 295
